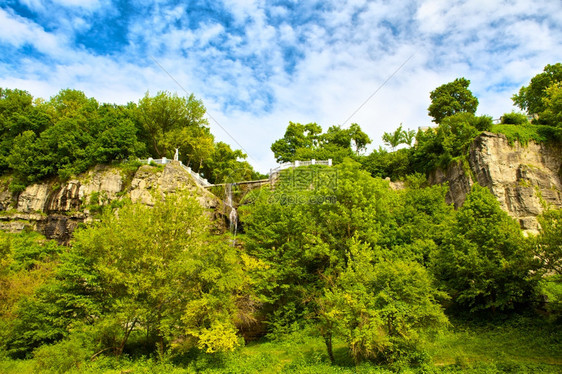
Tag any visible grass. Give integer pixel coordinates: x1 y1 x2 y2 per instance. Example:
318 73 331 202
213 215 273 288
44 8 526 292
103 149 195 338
427 316 562 367
0 316 560 373
491 124 562 146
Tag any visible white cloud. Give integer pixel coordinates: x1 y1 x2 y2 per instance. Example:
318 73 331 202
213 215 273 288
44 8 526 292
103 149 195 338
1 0 561 173
0 8 69 57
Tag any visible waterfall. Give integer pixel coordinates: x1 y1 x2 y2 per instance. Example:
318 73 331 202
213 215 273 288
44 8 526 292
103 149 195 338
225 183 238 236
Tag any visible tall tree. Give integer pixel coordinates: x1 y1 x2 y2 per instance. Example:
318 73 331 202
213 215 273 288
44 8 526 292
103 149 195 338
534 208 562 276
318 241 448 364
349 123 372 154
512 63 562 117
136 91 208 158
434 184 538 312
428 78 479 124
6 193 247 357
270 122 322 163
539 83 562 127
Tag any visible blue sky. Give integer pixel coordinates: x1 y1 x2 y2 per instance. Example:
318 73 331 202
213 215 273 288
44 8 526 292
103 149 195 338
1 0 561 172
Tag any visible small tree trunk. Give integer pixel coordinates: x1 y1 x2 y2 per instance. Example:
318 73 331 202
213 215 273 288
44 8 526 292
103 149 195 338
324 333 335 364
117 318 137 357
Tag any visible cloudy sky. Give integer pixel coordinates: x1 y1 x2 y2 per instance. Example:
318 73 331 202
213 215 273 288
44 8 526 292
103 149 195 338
1 0 561 172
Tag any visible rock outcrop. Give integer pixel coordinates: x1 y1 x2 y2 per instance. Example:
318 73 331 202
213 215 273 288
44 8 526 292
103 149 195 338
0 162 223 243
429 132 562 233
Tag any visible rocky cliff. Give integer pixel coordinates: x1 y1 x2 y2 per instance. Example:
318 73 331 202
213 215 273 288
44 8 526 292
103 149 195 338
0 162 224 243
429 132 562 233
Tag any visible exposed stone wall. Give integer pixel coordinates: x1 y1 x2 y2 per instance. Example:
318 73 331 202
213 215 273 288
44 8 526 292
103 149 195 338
0 162 223 243
430 132 562 233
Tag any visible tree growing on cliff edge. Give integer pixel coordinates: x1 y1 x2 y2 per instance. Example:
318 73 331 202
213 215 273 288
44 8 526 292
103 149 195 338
271 122 371 163
136 91 211 160
428 78 479 124
513 63 562 118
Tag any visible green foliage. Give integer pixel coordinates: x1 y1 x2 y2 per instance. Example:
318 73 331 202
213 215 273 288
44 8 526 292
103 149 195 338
271 122 370 164
33 334 92 373
382 124 415 150
136 90 209 158
318 240 448 364
68 193 246 355
0 232 63 358
271 122 322 163
201 141 261 184
428 78 479 124
360 147 412 180
539 275 562 317
0 87 259 188
434 184 539 313
241 159 454 356
534 208 562 276
501 112 529 125
240 160 392 330
0 89 148 187
491 123 562 145
513 63 562 117
410 113 489 174
3 194 249 358
540 83 562 127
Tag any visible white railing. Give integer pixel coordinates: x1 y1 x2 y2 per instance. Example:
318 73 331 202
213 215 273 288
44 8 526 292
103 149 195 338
179 163 212 187
138 157 332 187
138 158 212 187
269 159 332 176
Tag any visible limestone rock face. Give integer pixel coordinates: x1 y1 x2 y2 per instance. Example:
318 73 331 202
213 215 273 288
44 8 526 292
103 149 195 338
0 162 223 242
431 132 562 233
428 160 473 208
129 163 220 210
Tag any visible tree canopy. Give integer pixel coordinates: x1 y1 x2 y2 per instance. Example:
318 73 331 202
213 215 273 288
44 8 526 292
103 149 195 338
428 78 479 124
513 63 562 118
271 122 371 164
0 88 260 188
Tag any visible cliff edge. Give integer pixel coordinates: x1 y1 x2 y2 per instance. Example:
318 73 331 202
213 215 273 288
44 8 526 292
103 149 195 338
0 162 224 243
429 132 562 233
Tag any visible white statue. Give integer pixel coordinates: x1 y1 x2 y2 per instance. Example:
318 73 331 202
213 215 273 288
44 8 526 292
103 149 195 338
174 148 179 161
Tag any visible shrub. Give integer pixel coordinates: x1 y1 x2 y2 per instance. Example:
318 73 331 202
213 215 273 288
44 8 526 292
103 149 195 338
501 112 529 125
33 335 92 373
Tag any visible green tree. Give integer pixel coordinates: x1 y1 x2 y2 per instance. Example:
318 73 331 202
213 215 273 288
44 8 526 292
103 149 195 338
6 194 248 357
410 113 491 174
270 122 322 163
240 159 398 334
0 232 61 357
349 122 372 154
0 88 52 174
361 146 412 180
428 78 479 124
318 240 448 364
513 63 562 117
539 83 562 127
136 91 209 158
382 124 415 150
71 193 245 355
534 208 562 276
271 122 371 164
434 184 538 313
201 141 258 184
501 112 529 125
